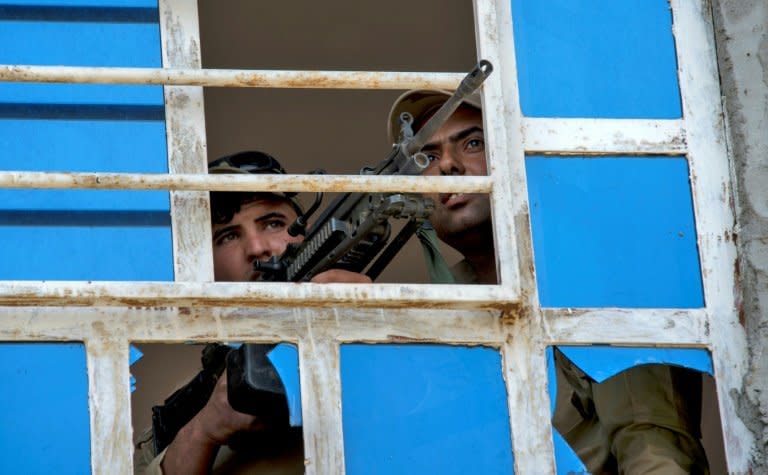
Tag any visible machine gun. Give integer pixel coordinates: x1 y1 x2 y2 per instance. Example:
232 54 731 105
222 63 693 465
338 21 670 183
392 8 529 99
254 59 494 282
227 60 493 415
150 60 493 453
226 60 494 418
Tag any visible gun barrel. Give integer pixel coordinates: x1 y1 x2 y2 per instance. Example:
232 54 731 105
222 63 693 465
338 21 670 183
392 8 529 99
405 59 493 156
398 152 430 176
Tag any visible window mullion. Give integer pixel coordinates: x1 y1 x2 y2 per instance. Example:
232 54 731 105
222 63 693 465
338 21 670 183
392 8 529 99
502 317 556 474
671 0 753 470
158 0 213 283
474 0 555 472
473 0 523 298
86 337 132 475
297 313 345 475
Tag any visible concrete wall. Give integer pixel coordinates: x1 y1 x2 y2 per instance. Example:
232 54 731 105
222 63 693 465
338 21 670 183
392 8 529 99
712 0 768 470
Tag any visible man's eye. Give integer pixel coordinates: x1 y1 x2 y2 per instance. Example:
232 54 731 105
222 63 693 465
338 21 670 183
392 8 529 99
425 153 439 162
466 138 484 151
264 219 287 230
215 232 238 246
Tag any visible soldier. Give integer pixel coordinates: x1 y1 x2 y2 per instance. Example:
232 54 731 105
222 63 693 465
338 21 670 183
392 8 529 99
136 150 370 474
387 90 710 474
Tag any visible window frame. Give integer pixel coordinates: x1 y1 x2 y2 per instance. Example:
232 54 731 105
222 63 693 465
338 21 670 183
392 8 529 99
0 0 752 473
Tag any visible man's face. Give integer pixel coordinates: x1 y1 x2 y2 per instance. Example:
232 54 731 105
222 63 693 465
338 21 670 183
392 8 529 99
212 198 303 282
419 105 490 239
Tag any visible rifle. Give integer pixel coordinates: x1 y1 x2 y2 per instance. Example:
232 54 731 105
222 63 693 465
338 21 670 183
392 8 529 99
150 343 232 454
227 59 493 416
254 59 494 282
150 60 493 453
151 343 290 455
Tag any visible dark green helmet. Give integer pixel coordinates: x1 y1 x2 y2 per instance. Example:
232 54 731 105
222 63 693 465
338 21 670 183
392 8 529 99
208 150 303 224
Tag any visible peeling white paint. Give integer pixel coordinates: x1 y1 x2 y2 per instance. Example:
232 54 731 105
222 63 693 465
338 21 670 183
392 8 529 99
159 0 213 286
0 281 515 310
0 171 492 194
86 338 132 475
298 316 345 475
523 118 687 156
0 306 502 343
475 0 557 472
672 0 754 470
543 308 709 345
0 65 466 90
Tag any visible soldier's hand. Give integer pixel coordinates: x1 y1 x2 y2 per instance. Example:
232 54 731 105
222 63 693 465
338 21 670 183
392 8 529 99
310 269 373 284
194 372 265 445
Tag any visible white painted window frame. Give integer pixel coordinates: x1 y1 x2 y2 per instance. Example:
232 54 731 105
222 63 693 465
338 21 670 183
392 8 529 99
0 0 753 473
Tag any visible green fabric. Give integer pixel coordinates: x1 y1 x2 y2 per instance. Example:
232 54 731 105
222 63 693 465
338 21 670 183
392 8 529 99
416 223 455 284
553 350 710 474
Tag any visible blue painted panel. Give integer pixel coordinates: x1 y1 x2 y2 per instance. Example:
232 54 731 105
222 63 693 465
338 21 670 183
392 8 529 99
0 190 168 212
545 346 714 474
0 225 172 280
0 83 162 106
1 0 156 7
511 0 682 118
341 345 514 475
0 22 161 67
0 21 161 67
0 120 166 172
129 344 143 392
267 344 302 427
0 118 172 280
0 120 168 210
0 343 91 474
0 20 163 105
526 157 703 308
559 346 713 383
0 3 171 281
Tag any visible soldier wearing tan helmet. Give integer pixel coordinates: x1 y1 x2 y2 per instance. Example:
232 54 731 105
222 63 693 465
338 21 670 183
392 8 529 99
388 90 710 474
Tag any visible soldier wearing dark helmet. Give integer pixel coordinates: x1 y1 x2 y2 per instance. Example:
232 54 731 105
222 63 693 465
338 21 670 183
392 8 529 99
135 151 369 474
